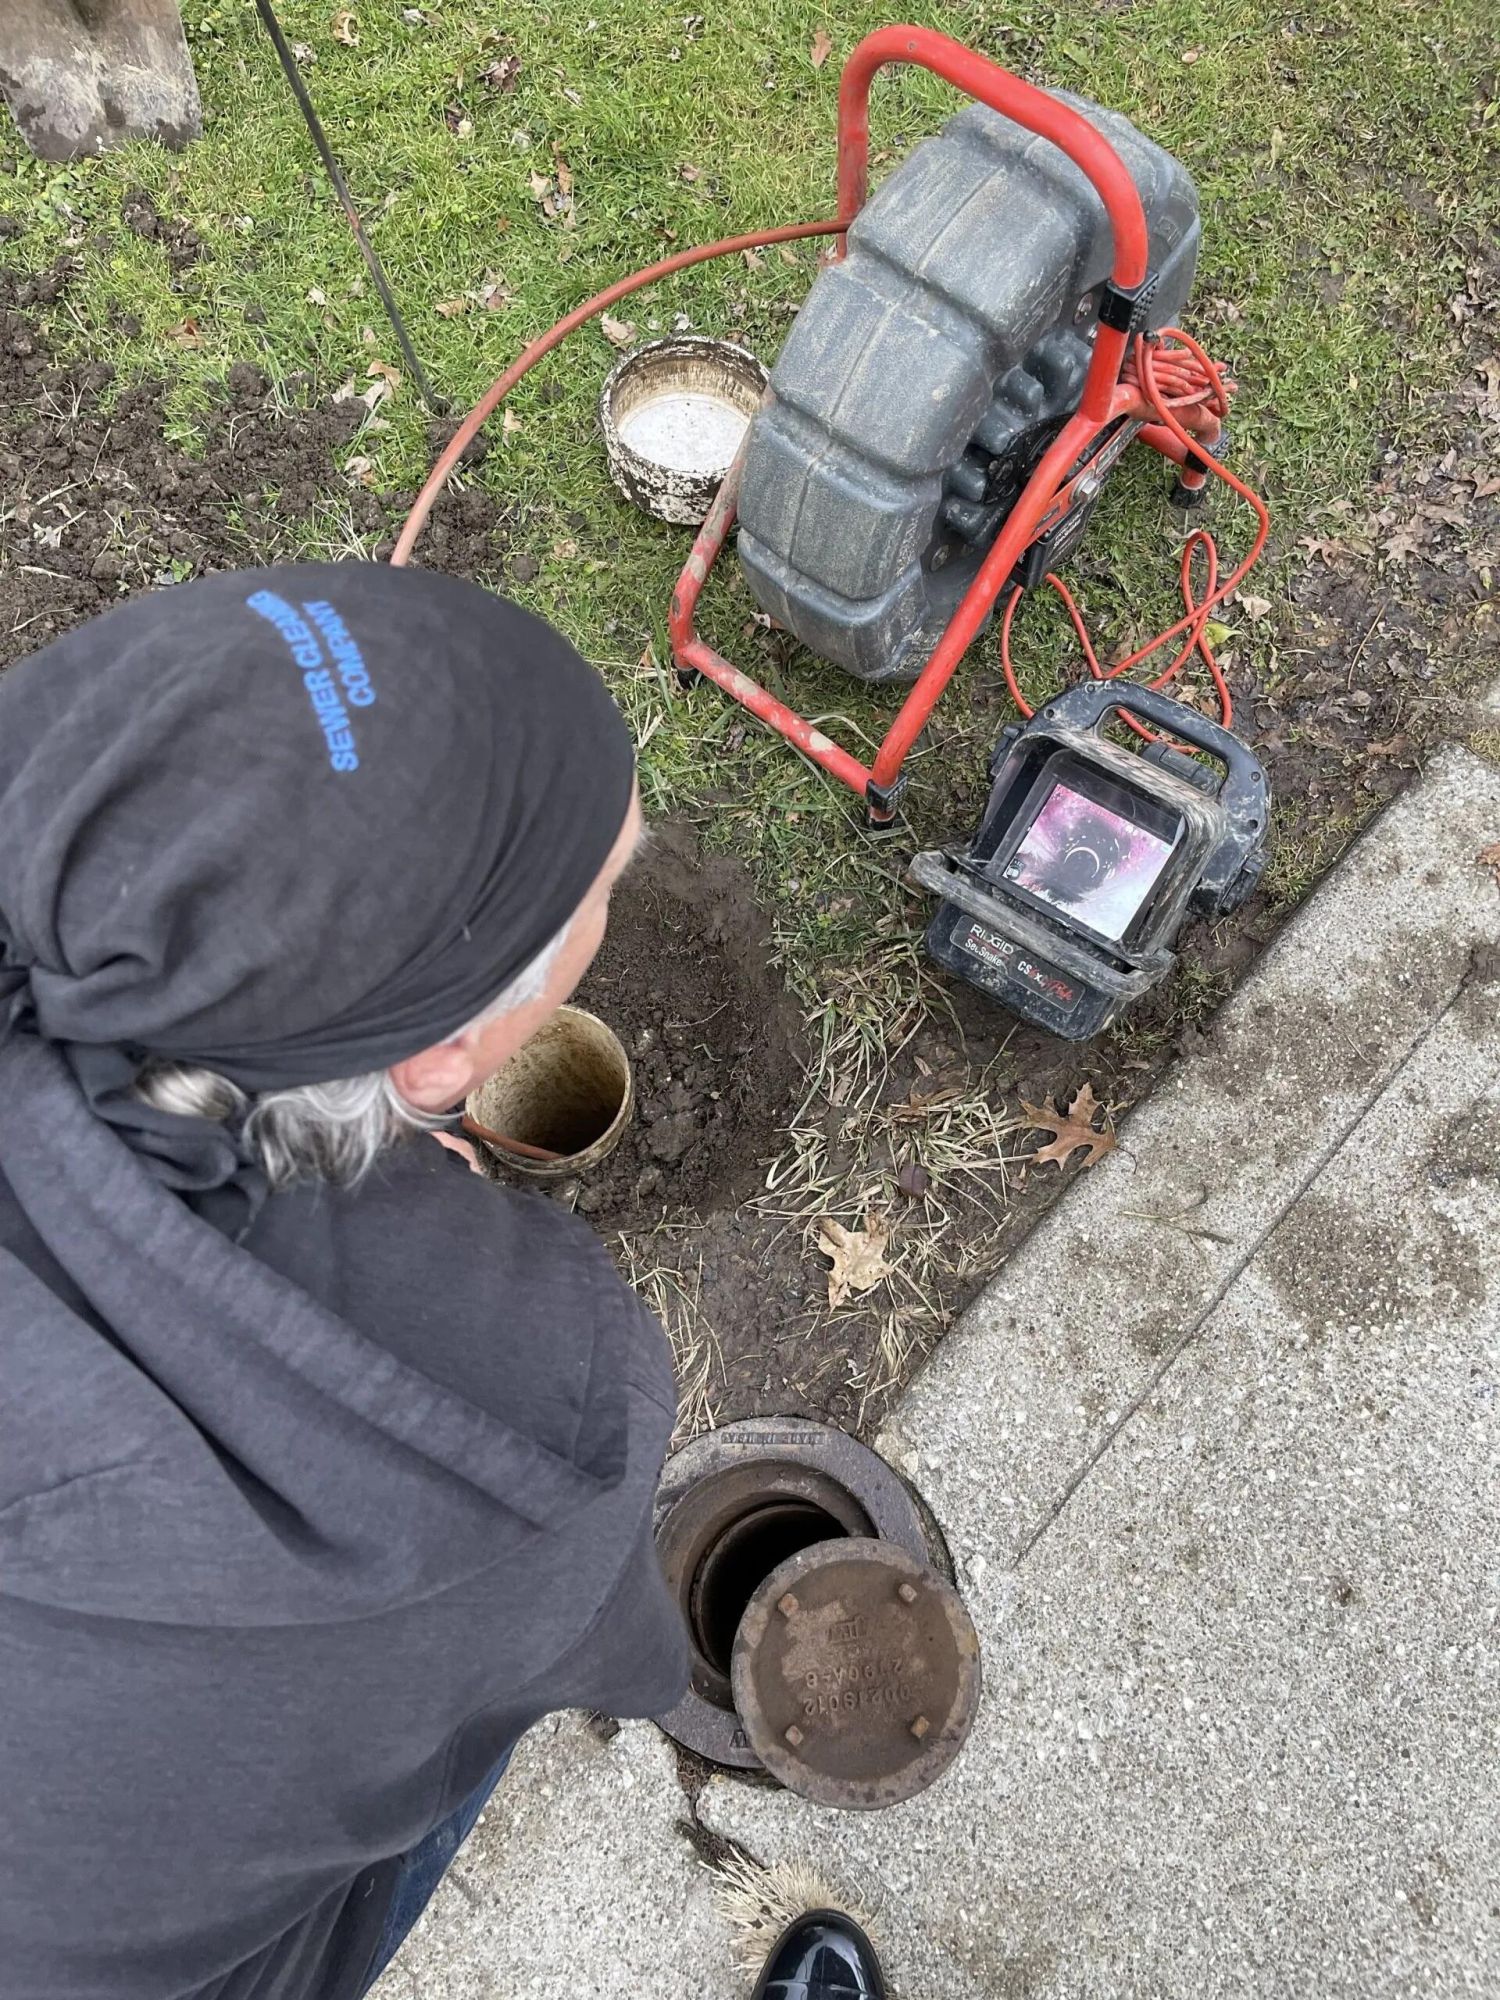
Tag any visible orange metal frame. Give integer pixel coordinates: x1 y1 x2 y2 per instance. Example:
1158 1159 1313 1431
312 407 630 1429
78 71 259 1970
667 24 1222 823
393 24 1232 814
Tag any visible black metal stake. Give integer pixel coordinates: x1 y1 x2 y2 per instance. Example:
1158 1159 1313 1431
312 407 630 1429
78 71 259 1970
252 0 444 414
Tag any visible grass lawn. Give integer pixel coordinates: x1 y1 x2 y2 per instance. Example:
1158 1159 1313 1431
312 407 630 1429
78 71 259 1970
3 0 1496 1415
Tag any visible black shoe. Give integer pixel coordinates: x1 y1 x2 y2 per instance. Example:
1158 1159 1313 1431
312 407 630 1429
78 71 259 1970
750 1910 886 2000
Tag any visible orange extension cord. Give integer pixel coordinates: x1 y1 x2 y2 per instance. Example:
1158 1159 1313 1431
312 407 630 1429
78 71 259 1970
998 326 1269 736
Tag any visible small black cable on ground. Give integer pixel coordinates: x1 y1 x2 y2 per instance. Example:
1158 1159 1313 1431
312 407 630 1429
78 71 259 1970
252 0 444 415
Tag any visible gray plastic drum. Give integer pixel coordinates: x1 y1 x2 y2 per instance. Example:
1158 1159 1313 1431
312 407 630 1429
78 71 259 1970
737 93 1200 682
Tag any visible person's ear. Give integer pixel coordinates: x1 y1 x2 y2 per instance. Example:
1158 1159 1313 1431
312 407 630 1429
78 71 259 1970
388 1038 474 1114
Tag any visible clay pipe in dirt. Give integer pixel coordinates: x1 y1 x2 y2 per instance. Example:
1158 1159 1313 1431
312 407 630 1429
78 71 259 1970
459 1113 563 1166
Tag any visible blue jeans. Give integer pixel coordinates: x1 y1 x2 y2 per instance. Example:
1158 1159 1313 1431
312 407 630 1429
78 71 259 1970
359 1752 512 1994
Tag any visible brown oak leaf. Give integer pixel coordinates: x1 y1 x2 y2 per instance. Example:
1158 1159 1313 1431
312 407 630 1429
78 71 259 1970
1381 524 1422 565
817 1212 892 1309
1020 1083 1116 1170
810 28 834 68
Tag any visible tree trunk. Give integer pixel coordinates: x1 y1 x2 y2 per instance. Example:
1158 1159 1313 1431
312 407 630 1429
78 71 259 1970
1 0 201 162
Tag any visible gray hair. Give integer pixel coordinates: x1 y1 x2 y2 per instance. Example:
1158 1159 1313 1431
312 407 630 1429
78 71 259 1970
135 923 570 1193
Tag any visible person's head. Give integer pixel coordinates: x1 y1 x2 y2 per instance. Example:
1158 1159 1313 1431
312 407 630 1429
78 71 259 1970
133 785 644 1188
390 782 643 1116
0 563 641 1203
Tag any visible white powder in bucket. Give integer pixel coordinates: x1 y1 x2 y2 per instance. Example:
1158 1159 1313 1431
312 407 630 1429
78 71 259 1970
617 391 750 477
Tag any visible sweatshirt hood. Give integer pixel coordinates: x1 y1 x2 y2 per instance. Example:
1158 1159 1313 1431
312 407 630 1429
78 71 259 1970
0 1033 628 1627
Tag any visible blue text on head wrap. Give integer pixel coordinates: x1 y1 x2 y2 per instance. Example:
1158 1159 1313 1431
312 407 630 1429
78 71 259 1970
244 590 378 773
302 600 378 709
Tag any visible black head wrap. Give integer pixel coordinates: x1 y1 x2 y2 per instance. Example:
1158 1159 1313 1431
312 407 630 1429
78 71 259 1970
0 562 635 1219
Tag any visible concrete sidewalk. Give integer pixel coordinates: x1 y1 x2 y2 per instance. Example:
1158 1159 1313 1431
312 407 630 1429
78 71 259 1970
381 746 1500 2000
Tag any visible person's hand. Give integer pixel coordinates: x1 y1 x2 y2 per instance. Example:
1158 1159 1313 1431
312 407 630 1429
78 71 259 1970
431 1130 484 1174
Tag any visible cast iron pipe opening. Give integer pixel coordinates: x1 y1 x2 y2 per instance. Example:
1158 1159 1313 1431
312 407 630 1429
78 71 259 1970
690 1500 850 1676
652 1418 938 1770
656 1459 875 1715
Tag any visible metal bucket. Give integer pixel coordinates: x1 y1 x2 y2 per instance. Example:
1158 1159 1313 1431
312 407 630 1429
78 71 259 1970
599 335 768 525
464 1005 633 1182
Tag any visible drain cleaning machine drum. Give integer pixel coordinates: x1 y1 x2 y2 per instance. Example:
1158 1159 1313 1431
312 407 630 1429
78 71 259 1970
737 94 1201 683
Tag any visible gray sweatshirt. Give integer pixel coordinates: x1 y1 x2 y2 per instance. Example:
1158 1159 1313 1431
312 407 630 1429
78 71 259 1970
0 1071 687 2000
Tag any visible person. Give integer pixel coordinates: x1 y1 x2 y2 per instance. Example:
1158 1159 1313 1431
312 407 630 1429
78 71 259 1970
0 564 689 2000
751 1912 887 2000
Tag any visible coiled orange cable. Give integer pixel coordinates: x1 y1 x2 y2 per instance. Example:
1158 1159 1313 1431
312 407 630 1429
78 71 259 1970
998 326 1270 736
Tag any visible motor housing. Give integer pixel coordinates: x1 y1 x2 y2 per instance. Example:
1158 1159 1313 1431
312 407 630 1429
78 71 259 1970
737 94 1200 682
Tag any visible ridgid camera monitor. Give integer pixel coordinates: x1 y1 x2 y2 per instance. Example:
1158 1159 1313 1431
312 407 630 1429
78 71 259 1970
911 683 1270 1040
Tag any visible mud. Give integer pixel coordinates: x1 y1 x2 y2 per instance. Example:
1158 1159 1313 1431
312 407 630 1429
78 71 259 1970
494 826 805 1234
1261 1190 1487 1334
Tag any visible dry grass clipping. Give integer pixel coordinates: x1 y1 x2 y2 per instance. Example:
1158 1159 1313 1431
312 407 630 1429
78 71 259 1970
705 1843 882 1976
620 1232 720 1444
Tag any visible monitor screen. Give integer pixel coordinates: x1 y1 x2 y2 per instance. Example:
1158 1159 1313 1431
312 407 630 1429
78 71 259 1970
1003 779 1178 943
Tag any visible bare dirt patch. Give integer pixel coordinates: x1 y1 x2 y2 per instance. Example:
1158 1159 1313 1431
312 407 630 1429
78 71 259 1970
0 254 513 655
546 826 803 1235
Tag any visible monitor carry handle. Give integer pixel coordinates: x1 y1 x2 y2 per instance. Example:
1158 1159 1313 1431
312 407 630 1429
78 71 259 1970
1036 680 1265 817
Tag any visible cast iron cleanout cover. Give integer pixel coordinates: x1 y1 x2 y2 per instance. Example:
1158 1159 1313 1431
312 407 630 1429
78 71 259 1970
731 1538 981 1810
